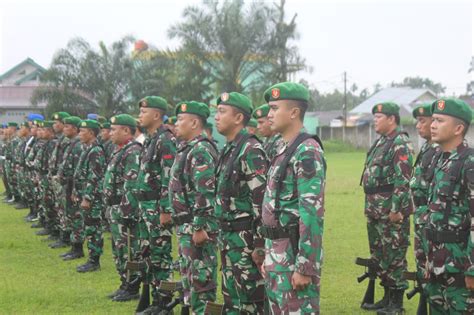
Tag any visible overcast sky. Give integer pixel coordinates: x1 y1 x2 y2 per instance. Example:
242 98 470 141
0 0 472 96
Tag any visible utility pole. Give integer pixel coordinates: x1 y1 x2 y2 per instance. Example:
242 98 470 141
343 71 347 142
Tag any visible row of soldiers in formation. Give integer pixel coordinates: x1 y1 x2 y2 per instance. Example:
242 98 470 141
1 81 325 315
360 98 473 315
1 81 472 315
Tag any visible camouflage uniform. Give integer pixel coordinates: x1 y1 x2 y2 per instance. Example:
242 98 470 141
26 137 44 217
34 138 57 228
102 139 115 163
15 135 30 203
261 131 326 314
169 134 218 313
103 140 142 282
409 141 441 285
361 127 414 290
263 133 282 162
215 129 267 315
57 137 82 241
73 139 106 259
5 135 20 200
136 126 176 289
425 141 474 313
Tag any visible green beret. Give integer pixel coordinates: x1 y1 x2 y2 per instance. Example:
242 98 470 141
139 96 168 112
432 98 472 125
20 122 30 128
79 119 100 129
217 92 253 116
101 122 111 129
52 112 70 121
372 102 400 116
64 116 82 127
41 121 55 128
412 103 433 118
166 116 177 125
175 101 210 119
252 104 270 119
7 122 18 127
110 114 137 128
264 82 310 103
247 118 257 128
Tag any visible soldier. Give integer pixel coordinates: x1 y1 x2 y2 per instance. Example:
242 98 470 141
100 122 115 163
360 102 414 313
52 116 83 249
102 114 142 302
214 92 267 314
247 118 258 135
14 122 31 210
24 117 42 221
73 119 106 272
34 121 58 237
252 104 282 161
27 120 46 226
409 104 441 302
259 82 326 314
47 112 71 242
169 101 218 314
4 122 21 204
135 96 176 311
425 98 473 314
164 116 177 135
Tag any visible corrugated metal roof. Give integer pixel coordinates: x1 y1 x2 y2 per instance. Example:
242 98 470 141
350 87 437 116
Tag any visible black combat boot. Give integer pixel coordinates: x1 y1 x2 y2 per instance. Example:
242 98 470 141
62 242 84 261
180 305 190 315
362 286 390 310
141 292 173 314
107 276 128 299
377 289 404 315
49 231 70 248
76 256 100 273
113 277 141 302
36 228 50 236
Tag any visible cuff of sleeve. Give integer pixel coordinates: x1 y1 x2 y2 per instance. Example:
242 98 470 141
295 260 318 276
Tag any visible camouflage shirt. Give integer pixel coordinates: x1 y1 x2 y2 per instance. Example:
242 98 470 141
49 134 70 176
103 140 141 220
263 133 282 162
34 138 57 175
426 141 474 276
262 130 326 276
169 134 218 234
57 137 82 184
136 125 176 213
215 128 267 249
73 139 106 202
362 127 414 218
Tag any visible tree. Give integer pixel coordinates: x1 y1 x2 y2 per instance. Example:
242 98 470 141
391 76 446 95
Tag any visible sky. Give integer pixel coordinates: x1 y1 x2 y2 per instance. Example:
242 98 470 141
0 0 472 96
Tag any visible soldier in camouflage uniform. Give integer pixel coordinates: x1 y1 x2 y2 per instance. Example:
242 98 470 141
134 96 176 311
425 98 474 314
259 82 325 314
27 120 46 226
47 112 71 241
169 101 218 314
24 116 43 221
14 122 31 209
102 114 142 302
252 104 282 162
409 104 441 299
100 122 115 163
34 121 58 236
52 116 83 249
360 102 414 313
4 122 21 203
214 92 267 314
72 119 106 272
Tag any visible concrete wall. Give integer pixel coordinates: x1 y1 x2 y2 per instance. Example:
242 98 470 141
318 124 474 152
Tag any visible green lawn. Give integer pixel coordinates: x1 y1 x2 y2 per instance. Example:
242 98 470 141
0 149 419 314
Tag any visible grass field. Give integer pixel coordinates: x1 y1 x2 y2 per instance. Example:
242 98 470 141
0 142 419 314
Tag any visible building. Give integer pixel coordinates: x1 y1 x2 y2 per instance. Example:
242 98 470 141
0 58 46 124
350 87 437 117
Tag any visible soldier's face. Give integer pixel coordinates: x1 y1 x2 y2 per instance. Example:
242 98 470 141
110 125 128 145
139 107 159 128
101 128 111 140
176 114 193 140
373 113 390 135
257 117 272 137
431 114 464 144
63 124 75 137
53 121 64 133
268 101 294 133
79 128 92 143
416 116 432 140
215 105 239 136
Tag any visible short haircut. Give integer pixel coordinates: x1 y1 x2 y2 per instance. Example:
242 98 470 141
91 128 100 137
454 117 469 137
231 107 251 126
387 114 400 125
288 100 308 121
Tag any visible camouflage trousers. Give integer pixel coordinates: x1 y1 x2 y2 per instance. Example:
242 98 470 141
15 166 27 201
425 274 474 314
139 201 173 288
79 204 104 258
39 176 54 228
70 199 84 244
366 215 409 290
414 206 429 285
108 204 140 278
178 232 218 314
220 243 265 315
58 181 73 235
5 161 18 198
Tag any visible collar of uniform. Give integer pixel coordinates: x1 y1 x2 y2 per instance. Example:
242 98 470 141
385 126 401 139
449 140 469 160
225 128 247 149
178 134 205 152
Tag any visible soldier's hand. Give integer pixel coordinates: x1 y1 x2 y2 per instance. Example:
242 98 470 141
466 275 474 291
291 271 311 291
389 211 403 223
160 213 172 226
192 229 209 246
80 199 91 210
251 248 265 267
